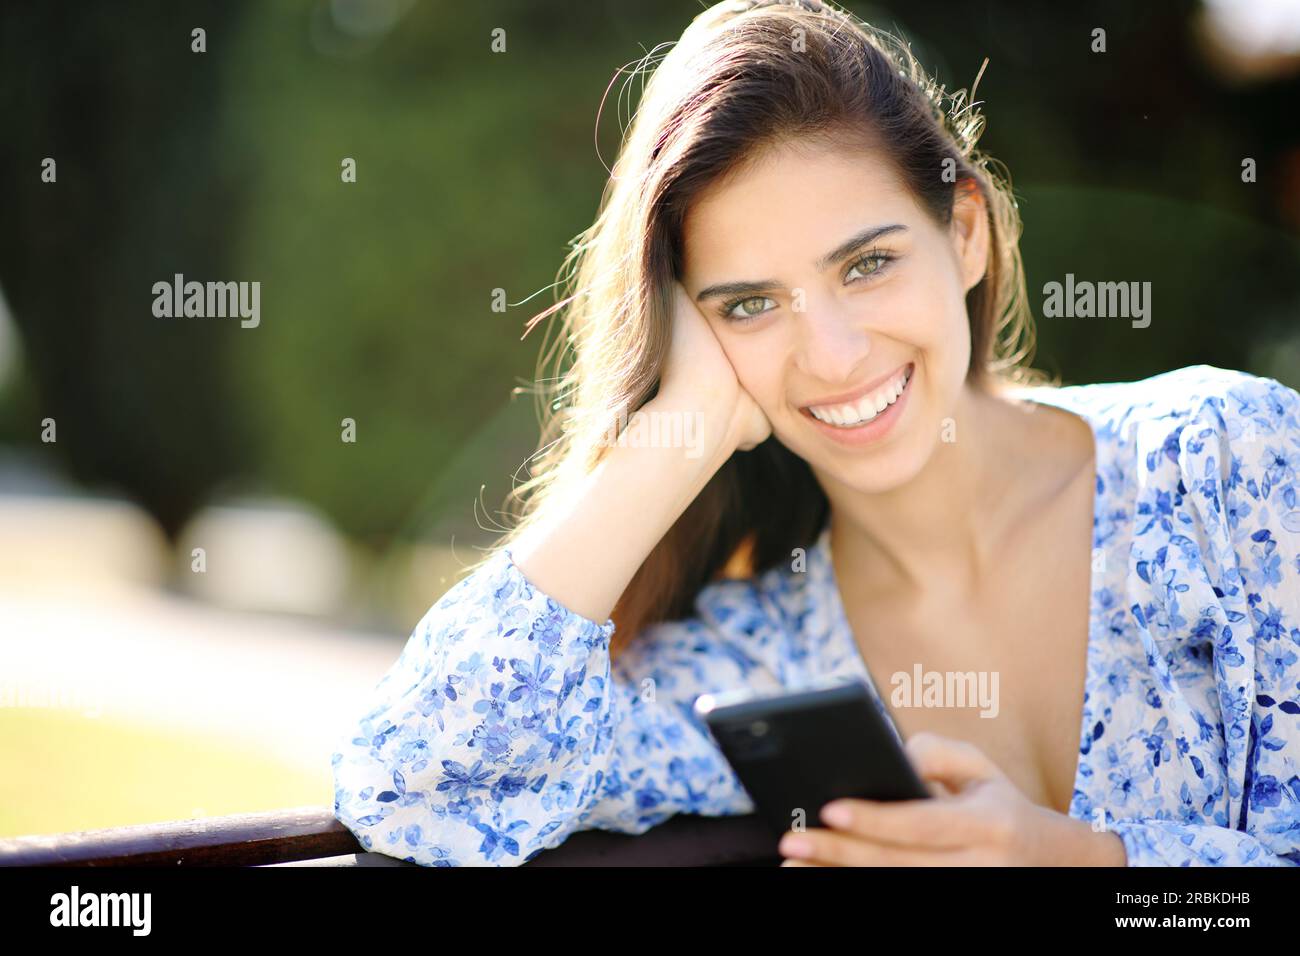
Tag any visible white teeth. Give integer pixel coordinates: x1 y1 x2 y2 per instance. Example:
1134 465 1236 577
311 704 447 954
808 365 912 428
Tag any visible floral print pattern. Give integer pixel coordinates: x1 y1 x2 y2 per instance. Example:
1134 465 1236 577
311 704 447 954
331 365 1300 866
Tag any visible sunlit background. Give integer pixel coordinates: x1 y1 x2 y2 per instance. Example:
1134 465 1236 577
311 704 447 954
2 0 1299 838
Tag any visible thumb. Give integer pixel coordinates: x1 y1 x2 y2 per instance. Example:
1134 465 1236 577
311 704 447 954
905 731 1001 792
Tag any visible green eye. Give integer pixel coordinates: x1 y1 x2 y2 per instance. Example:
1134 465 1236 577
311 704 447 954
721 295 775 323
716 249 897 324
846 252 892 281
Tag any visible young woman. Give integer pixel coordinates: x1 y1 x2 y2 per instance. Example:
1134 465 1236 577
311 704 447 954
331 0 1300 866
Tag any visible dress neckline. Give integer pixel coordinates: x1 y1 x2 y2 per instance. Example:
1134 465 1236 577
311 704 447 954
808 380 1107 820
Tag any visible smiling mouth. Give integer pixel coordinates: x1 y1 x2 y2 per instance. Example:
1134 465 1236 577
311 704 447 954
802 363 914 428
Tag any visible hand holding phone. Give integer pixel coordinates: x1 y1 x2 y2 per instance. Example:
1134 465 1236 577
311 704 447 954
695 678 930 838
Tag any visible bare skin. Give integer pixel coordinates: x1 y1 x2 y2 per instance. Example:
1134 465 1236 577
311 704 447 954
832 394 1096 818
512 136 1126 865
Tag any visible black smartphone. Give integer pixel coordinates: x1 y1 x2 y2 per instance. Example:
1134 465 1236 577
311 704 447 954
694 678 930 838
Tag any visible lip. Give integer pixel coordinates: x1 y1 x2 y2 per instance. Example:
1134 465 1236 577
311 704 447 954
800 362 913 410
800 362 915 447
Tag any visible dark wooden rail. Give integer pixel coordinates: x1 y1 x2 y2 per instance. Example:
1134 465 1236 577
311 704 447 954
0 807 781 867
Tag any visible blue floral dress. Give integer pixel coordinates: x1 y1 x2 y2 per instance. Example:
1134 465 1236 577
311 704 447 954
330 364 1300 866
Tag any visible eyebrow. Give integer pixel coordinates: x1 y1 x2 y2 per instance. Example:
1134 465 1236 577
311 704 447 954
694 223 908 302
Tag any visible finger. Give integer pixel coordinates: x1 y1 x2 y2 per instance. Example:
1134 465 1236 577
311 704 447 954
905 731 1002 790
927 780 954 799
817 797 986 849
783 827 963 866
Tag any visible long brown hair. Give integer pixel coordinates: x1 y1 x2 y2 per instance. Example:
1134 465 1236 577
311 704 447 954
495 0 1049 658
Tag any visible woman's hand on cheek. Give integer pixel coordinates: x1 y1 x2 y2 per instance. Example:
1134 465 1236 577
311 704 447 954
656 280 772 459
777 731 1126 866
733 385 773 452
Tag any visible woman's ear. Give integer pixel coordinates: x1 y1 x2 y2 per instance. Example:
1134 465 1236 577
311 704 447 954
949 179 990 293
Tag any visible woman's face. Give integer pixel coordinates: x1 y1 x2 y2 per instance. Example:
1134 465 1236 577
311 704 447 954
680 139 990 494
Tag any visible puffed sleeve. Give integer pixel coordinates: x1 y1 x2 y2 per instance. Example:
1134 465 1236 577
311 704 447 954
1111 370 1300 866
329 546 784 866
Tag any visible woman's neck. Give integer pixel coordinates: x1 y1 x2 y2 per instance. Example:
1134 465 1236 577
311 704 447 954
819 383 1052 603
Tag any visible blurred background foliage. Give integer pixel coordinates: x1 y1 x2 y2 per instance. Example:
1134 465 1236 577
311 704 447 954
2 0 1300 835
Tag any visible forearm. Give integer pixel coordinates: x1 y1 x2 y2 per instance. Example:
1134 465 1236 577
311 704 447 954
511 415 728 624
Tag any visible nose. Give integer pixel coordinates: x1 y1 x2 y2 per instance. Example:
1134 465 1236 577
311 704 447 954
792 295 872 385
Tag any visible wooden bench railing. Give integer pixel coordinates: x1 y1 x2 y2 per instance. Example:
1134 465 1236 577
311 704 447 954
0 807 782 867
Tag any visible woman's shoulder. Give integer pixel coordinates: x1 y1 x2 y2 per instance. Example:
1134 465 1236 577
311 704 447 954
1114 365 1295 468
1051 366 1300 545
1118 364 1292 421
617 530 834 671
680 535 826 639
672 528 843 678
597 540 830 697
1023 364 1298 452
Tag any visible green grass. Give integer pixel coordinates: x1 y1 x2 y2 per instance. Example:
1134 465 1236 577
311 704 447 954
0 708 332 839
